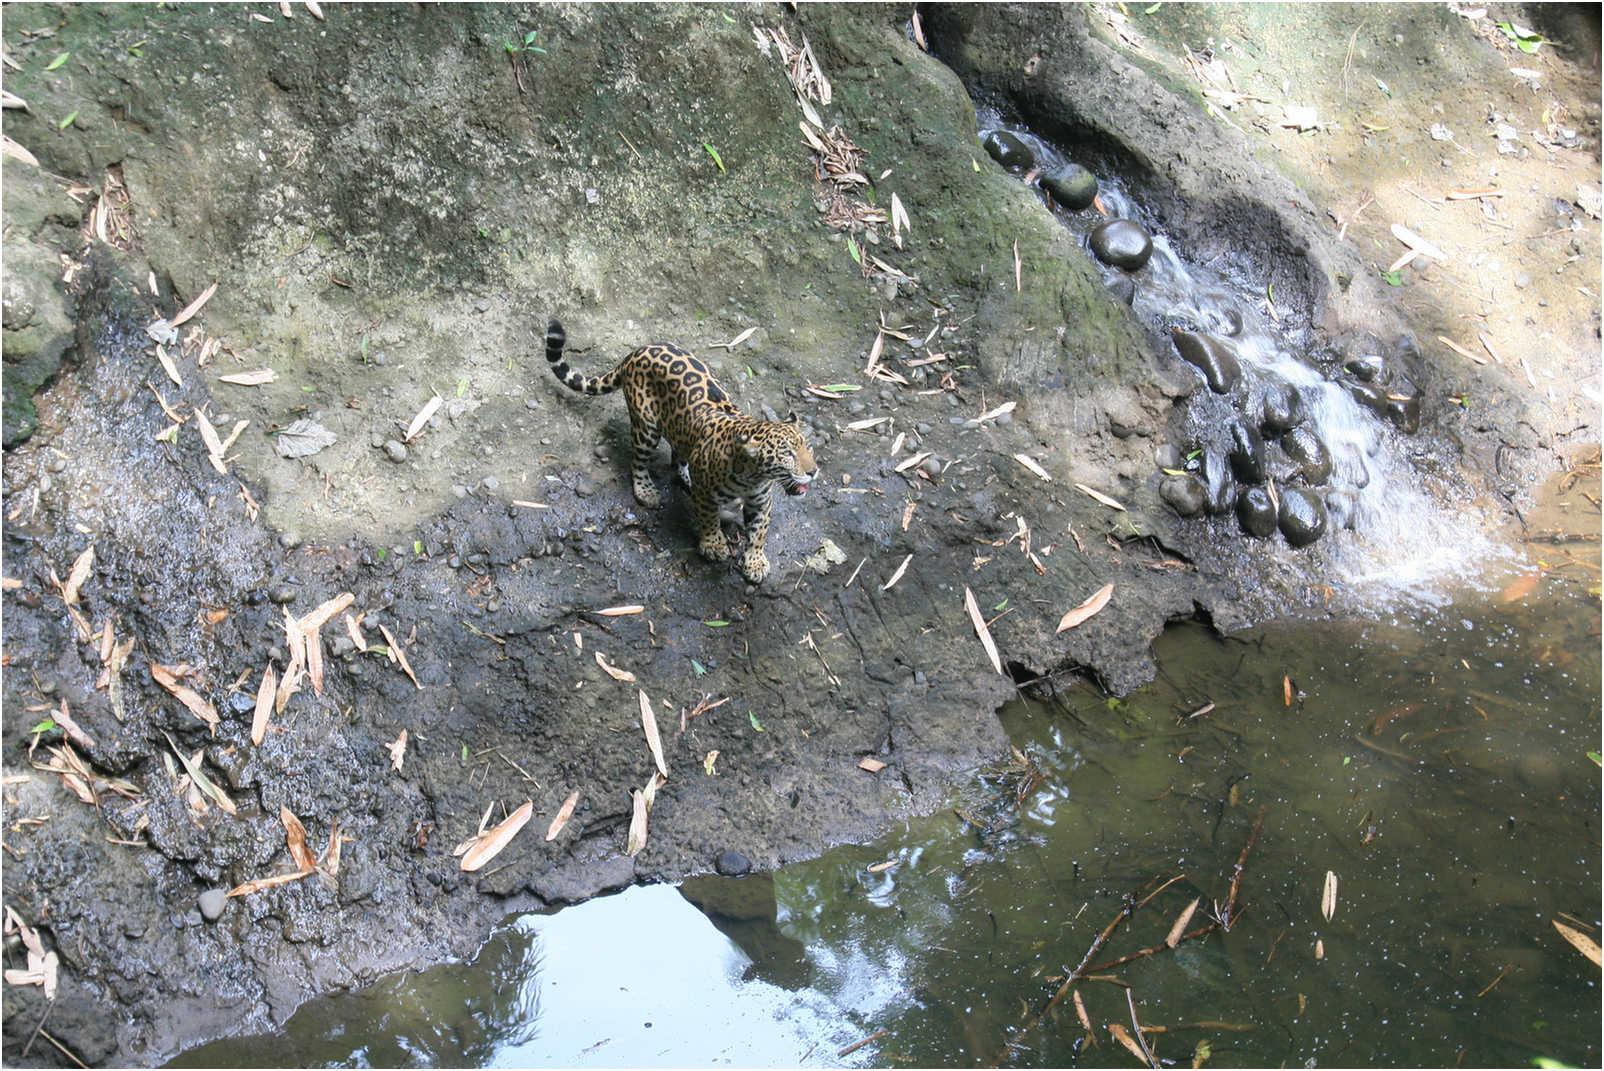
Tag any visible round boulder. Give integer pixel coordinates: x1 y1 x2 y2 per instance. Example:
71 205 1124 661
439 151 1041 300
1160 474 1207 517
715 850 752 877
1171 330 1242 394
1277 487 1328 548
1345 380 1389 417
1042 163 1098 210
1259 379 1303 435
1236 486 1278 537
982 130 1033 170
1280 426 1332 484
1201 449 1235 515
1089 219 1153 271
1343 354 1387 383
1227 419 1266 484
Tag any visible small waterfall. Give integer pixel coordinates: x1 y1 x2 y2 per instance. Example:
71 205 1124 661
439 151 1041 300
977 109 1504 603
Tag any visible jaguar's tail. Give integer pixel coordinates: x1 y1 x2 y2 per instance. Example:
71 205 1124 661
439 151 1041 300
546 320 622 396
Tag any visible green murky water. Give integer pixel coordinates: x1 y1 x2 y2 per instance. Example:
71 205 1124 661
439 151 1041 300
176 554 1601 1069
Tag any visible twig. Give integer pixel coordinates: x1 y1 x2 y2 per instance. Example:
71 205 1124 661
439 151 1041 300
40 1030 89 1069
1476 963 1513 998
1087 923 1219 973
1135 872 1187 910
22 999 51 1057
619 131 643 162
837 1028 887 1058
1223 805 1267 926
1127 989 1160 1070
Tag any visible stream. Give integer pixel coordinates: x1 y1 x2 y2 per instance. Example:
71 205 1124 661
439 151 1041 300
172 531 1600 1069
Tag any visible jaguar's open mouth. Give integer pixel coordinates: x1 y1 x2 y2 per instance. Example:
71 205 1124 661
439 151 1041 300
785 474 814 496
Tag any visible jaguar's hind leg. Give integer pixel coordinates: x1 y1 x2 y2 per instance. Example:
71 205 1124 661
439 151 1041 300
628 413 662 509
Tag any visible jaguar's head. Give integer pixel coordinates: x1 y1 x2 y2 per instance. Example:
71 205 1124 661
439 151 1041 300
736 413 818 496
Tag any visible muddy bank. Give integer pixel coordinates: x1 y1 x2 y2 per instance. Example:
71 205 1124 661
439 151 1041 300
1 3 1595 1065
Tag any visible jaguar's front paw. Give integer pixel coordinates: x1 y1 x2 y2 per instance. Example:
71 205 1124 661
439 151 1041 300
739 548 770 584
632 480 662 509
699 534 732 562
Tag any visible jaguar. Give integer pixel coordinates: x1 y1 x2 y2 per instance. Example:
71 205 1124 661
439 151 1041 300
545 319 818 583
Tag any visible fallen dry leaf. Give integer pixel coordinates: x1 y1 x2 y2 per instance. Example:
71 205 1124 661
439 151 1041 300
52 698 95 752
546 790 580 841
385 729 408 772
1553 920 1602 967
703 750 719 776
280 806 318 871
217 369 276 386
639 690 668 778
882 554 912 591
597 604 644 617
378 624 420 689
460 799 533 871
168 281 218 328
1283 675 1294 708
1322 870 1339 922
61 544 94 605
1057 582 1114 634
894 450 932 474
1167 897 1201 948
1315 938 1325 960
298 592 355 633
1107 1023 1147 1064
595 651 637 683
403 395 443 443
963 586 1003 675
225 868 314 898
1074 483 1127 511
151 663 220 734
1013 453 1051 481
858 756 887 773
625 788 649 856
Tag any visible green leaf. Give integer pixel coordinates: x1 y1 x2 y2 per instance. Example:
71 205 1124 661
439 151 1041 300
413 540 424 556
721 11 735 23
1143 2 1161 12
524 30 539 45
376 546 388 561
1342 755 1352 767
456 376 469 398
993 597 1008 612
1533 1059 1575 1070
1161 467 1187 476
691 658 706 676
1588 751 1602 767
703 143 725 173
817 383 860 394
1184 448 1202 461
461 743 470 762
1381 269 1403 286
30 718 56 735
44 52 69 72
704 619 730 628
846 235 862 265
128 41 146 57
58 110 77 130
1374 77 1391 97
748 711 765 733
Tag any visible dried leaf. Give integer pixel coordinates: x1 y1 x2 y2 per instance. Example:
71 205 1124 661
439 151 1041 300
625 788 649 856
273 418 336 459
1283 675 1294 707
1390 223 1446 262
1553 920 1602 966
151 663 220 734
1013 453 1051 481
963 586 1003 675
703 750 719 776
882 554 912 591
713 326 758 351
378 624 421 689
461 799 533 871
162 732 236 814
304 0 324 19
297 592 354 632
639 690 669 778
894 450 932 473
344 612 368 653
1315 938 1325 960
975 401 1016 423
1057 583 1114 634
1321 870 1339 921
217 369 276 385
1074 483 1127 511
52 698 95 752
225 868 313 898
845 416 890 431
597 605 644 616
168 281 218 327
60 544 94 605
1107 1023 1147 1064
1167 897 1201 948
546 790 580 841
911 10 927 49
280 806 318 871
385 729 408 772
1072 989 1094 1037
858 756 887 773
595 651 637 683
305 624 325 696
2 135 40 168
404 394 443 442
250 664 276 742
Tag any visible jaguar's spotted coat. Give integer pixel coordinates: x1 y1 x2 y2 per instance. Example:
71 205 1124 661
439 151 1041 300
545 319 817 583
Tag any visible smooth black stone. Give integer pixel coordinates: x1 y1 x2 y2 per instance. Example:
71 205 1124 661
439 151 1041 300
1259 379 1303 435
1171 330 1242 394
1160 474 1208 517
1343 354 1388 383
1227 419 1266 484
1200 449 1235 514
1042 163 1098 210
1197 290 1244 337
1089 219 1153 271
1277 487 1328 548
1236 486 1278 537
983 129 1032 169
1346 380 1389 416
1385 381 1421 433
1325 490 1358 531
1280 426 1332 484
715 850 752 877
1105 275 1136 306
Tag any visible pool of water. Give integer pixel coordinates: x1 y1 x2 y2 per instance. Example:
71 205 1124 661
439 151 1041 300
175 494 1600 1070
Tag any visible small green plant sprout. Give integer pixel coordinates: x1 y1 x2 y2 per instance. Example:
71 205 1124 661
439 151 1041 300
44 52 69 72
702 142 726 173
503 29 548 55
1496 21 1545 54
